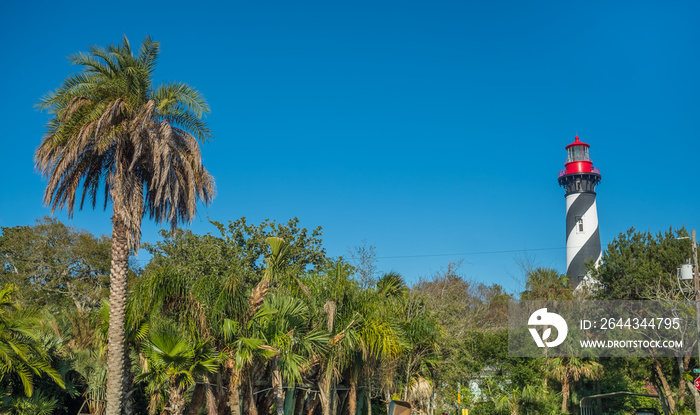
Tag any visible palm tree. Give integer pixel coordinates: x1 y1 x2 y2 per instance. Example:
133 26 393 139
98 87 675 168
547 357 603 413
72 348 108 415
300 261 360 415
491 384 543 415
521 268 573 301
36 36 214 415
398 312 441 402
345 274 403 415
301 262 401 415
259 293 329 415
137 330 218 415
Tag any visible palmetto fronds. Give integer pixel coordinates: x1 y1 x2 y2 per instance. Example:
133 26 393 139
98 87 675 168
2 390 59 415
71 347 107 415
0 284 65 398
260 294 329 385
138 329 219 415
493 384 544 415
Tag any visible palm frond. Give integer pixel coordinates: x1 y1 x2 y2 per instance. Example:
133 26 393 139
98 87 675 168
36 35 213 252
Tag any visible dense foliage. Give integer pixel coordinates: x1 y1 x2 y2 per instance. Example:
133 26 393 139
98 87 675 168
1 217 697 415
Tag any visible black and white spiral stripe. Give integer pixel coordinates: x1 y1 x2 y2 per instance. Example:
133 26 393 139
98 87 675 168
565 192 602 282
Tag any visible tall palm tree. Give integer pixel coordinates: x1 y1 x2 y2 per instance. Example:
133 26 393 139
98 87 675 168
36 36 214 415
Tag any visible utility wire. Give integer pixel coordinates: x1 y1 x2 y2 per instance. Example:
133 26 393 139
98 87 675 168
131 245 577 262
376 246 567 259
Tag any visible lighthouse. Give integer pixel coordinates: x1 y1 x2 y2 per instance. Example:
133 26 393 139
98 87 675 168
557 136 602 287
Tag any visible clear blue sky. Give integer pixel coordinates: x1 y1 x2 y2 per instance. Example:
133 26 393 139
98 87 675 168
1 0 698 294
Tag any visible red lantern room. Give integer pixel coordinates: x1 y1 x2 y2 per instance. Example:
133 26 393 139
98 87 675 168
564 136 597 175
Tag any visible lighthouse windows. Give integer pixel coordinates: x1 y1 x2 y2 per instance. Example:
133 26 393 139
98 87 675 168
566 146 590 162
576 216 584 233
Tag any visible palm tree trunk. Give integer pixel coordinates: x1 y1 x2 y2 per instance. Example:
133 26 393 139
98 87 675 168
170 385 187 415
348 369 358 415
319 369 332 415
188 383 206 415
366 393 372 415
294 390 307 415
105 218 129 415
123 351 136 415
331 388 338 415
228 364 242 415
561 376 570 413
244 369 258 415
306 393 320 415
384 391 390 415
206 374 218 415
403 367 410 401
272 357 285 415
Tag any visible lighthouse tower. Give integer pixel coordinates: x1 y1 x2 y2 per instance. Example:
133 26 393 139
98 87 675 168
557 136 602 287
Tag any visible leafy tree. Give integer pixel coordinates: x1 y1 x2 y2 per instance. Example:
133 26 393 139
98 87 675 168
0 217 110 310
142 217 327 299
398 306 442 402
36 36 214 415
301 261 359 415
412 263 510 414
208 217 328 280
591 227 690 300
296 260 403 415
